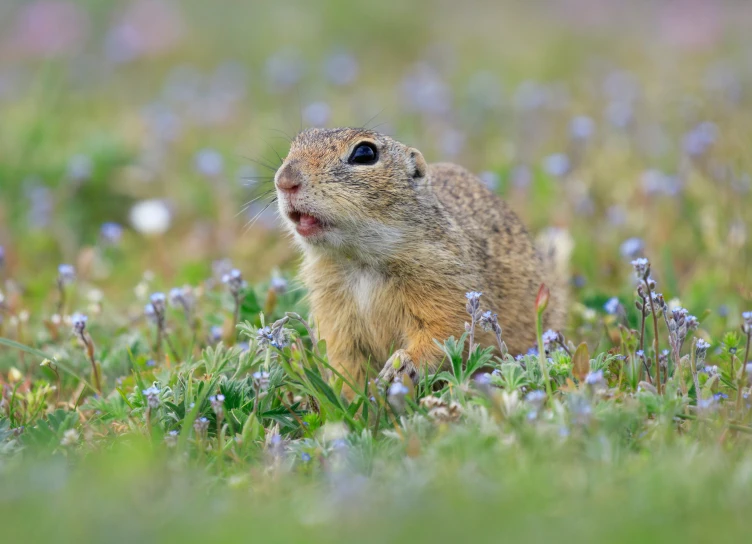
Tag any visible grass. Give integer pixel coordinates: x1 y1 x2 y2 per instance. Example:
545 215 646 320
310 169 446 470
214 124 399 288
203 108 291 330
1 1 752 542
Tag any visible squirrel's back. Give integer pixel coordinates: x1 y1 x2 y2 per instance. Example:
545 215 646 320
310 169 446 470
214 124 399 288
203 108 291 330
429 162 569 350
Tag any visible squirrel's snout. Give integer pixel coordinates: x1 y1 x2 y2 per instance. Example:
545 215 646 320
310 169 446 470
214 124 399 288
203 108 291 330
275 163 303 195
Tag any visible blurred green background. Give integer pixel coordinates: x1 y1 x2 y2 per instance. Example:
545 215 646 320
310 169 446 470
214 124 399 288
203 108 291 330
1 2 752 541
0 0 749 316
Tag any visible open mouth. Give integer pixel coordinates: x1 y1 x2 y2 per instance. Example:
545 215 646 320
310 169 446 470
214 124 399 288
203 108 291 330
287 210 326 238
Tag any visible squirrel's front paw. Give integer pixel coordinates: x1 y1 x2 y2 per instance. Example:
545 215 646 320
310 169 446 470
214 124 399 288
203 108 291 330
378 349 419 385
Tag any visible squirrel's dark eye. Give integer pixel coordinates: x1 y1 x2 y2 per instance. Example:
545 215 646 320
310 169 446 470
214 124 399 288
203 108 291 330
348 142 379 165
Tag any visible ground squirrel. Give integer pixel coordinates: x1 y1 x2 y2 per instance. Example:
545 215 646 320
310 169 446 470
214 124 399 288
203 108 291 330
274 128 568 387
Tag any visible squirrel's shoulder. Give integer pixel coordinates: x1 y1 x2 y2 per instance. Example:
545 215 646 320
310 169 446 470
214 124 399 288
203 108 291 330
427 162 513 219
427 162 533 247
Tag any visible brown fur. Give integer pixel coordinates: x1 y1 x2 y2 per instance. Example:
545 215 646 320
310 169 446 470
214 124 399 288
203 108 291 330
274 128 568 387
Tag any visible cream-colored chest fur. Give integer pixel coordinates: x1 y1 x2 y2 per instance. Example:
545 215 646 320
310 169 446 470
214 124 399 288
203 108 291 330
345 267 382 315
307 260 405 365
341 266 403 359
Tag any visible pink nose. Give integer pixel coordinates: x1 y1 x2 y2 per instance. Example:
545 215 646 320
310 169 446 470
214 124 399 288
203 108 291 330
276 163 302 194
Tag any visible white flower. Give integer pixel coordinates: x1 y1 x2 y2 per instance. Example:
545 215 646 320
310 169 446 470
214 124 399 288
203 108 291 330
321 422 348 443
129 199 171 235
61 429 79 447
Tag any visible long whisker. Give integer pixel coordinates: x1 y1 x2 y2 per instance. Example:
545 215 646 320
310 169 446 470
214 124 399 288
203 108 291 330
242 198 278 234
263 127 294 142
239 176 275 187
361 109 385 130
238 155 280 173
263 139 285 166
369 122 389 132
236 190 277 218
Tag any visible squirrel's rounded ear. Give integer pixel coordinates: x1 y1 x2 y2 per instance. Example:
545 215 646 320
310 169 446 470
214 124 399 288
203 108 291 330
407 148 427 183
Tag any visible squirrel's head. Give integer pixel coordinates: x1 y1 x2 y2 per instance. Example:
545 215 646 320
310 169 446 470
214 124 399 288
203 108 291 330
274 128 428 259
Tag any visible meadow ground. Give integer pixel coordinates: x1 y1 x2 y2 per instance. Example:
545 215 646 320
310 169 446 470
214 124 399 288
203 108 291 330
1 1 751 542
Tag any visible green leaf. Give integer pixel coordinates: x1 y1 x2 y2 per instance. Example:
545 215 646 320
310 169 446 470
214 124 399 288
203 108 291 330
437 334 467 380
239 289 262 324
22 409 79 451
465 345 495 379
0 337 96 392
303 368 342 410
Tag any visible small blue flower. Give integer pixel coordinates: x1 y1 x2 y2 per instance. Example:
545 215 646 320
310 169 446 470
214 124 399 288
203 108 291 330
542 329 559 349
194 149 224 177
301 452 312 462
697 398 717 411
543 153 570 178
743 311 752 327
474 373 492 387
67 154 93 182
164 430 179 448
479 171 500 191
571 275 586 289
324 50 359 86
143 386 160 409
620 238 645 259
302 102 331 127
525 390 547 409
71 313 88 333
510 165 532 189
569 115 595 140
683 122 718 157
695 339 711 359
252 371 270 390
388 382 409 398
685 315 699 331
193 417 210 434
169 287 183 304
606 205 626 226
210 394 225 416
387 382 409 413
270 276 288 294
603 297 621 315
584 370 605 387
631 257 650 279
58 264 76 285
100 222 124 245
222 269 245 297
265 49 305 92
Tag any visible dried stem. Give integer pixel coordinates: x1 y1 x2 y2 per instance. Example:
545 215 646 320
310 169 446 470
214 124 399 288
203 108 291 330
735 331 751 416
642 278 662 395
689 338 701 403
78 332 101 394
